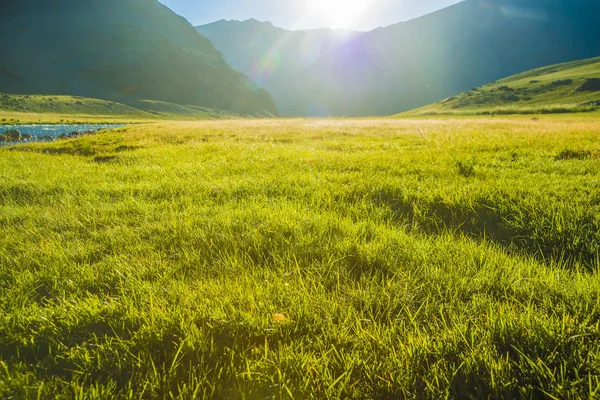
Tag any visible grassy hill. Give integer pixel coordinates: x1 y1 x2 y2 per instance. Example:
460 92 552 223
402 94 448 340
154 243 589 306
407 57 600 115
0 93 258 124
2 116 600 398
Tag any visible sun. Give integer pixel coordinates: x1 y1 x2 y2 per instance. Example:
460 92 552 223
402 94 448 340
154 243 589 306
309 0 370 29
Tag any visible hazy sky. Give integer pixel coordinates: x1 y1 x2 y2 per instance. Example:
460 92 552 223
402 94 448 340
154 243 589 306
158 0 464 31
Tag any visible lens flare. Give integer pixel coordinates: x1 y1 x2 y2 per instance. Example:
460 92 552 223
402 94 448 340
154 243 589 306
250 52 283 85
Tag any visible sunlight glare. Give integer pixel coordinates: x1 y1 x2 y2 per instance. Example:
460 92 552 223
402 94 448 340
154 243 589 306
308 0 370 29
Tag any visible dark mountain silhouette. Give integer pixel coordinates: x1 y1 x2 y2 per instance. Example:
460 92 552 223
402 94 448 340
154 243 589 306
0 0 278 116
198 0 600 116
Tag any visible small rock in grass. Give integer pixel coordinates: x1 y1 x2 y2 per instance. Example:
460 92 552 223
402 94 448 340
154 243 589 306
2 129 21 141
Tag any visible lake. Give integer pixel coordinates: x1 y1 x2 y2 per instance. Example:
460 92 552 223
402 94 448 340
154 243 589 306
0 124 127 145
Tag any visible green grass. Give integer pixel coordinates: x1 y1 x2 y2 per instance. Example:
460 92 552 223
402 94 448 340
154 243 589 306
405 57 600 116
0 93 256 124
1 116 600 398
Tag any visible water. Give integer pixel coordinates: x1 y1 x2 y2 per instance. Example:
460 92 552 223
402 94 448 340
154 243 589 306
0 124 127 145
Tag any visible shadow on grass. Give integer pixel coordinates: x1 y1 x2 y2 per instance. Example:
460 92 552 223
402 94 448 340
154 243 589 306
555 149 599 161
0 184 67 205
7 134 138 158
9 141 99 156
93 155 119 164
0 309 303 398
374 190 599 270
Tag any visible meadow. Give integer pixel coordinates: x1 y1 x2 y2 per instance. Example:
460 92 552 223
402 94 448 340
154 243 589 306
1 116 600 398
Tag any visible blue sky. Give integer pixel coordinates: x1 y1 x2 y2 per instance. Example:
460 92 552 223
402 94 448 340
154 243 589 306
158 0 464 31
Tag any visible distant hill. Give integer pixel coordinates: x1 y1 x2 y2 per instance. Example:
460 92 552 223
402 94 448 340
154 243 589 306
405 57 600 115
200 0 600 116
0 93 248 122
196 19 362 116
0 0 278 116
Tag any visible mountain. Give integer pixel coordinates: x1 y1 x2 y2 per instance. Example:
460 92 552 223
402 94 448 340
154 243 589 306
199 0 600 116
0 0 278 116
196 19 362 116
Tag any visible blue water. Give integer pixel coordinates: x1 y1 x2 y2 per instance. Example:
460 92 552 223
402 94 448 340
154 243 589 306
0 124 126 144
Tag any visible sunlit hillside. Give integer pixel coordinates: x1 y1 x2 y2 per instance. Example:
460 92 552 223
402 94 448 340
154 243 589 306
406 56 600 115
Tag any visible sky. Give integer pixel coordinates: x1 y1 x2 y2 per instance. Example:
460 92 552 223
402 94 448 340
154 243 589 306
158 0 465 31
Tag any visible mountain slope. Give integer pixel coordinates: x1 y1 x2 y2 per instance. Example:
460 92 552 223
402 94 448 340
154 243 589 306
405 56 600 115
196 19 362 115
201 0 600 116
0 0 278 116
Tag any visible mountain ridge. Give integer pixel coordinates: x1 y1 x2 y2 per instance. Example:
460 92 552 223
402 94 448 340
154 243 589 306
198 0 600 116
196 19 363 115
0 0 278 116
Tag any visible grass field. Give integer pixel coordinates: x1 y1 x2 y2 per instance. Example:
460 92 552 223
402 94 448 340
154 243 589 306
407 57 600 116
1 116 600 398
